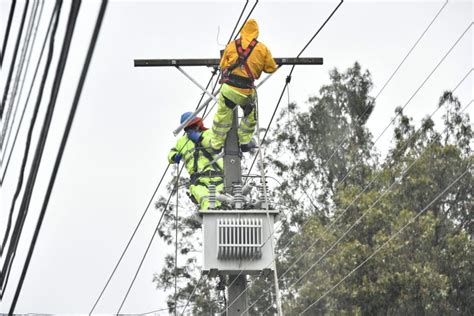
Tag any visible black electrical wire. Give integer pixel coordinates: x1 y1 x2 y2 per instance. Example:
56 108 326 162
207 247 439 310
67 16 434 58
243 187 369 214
245 0 344 182
116 165 186 314
1 0 40 150
226 0 248 44
0 0 55 186
8 1 108 312
90 2 259 311
0 0 17 68
0 0 30 120
234 0 258 40
0 0 80 297
0 0 61 258
0 0 46 176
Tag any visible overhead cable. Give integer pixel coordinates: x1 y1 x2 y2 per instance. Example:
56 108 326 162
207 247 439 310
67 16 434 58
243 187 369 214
300 167 471 314
1 0 41 150
0 0 30 120
0 0 17 67
8 1 108 313
0 0 80 298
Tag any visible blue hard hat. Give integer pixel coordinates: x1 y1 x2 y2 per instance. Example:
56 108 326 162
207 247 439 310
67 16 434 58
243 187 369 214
180 112 201 127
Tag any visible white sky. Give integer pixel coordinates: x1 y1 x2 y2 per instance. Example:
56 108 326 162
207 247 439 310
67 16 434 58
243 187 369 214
0 0 472 314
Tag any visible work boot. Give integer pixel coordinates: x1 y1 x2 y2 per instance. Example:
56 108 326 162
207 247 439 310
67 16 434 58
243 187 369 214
240 140 257 153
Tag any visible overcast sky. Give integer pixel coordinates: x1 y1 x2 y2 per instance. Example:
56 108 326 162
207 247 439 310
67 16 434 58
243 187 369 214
0 0 472 314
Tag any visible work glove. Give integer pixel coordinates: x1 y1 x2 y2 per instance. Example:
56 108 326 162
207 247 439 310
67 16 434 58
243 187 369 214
187 131 202 143
173 153 182 163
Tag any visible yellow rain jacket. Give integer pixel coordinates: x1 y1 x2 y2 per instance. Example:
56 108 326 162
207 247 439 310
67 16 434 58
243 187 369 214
220 19 278 95
168 130 224 210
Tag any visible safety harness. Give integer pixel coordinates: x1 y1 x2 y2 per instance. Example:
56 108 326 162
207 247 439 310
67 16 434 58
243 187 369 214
221 38 258 89
190 143 224 186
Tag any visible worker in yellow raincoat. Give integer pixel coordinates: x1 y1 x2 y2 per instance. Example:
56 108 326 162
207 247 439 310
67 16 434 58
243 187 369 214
168 112 224 210
208 19 278 152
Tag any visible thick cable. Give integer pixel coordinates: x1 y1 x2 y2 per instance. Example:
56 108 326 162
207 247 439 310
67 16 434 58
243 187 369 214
0 0 54 185
0 0 45 167
0 0 17 67
0 0 30 120
1 0 40 150
0 0 78 297
0 0 61 259
300 167 471 314
8 1 107 313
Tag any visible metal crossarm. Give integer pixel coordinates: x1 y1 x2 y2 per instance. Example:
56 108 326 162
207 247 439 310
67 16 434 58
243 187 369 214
134 57 323 67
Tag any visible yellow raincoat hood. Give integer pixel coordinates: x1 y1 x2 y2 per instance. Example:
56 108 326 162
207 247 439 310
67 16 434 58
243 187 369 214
240 19 259 44
220 18 277 94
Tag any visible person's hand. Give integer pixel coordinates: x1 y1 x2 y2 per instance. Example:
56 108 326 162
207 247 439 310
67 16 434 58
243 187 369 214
173 153 182 163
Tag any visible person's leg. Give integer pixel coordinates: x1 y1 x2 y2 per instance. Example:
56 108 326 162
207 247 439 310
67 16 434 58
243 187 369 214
189 184 210 210
210 84 252 150
238 93 257 145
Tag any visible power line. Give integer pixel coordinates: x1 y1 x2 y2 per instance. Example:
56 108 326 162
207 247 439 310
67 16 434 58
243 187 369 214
0 0 30 120
0 0 61 257
228 17 472 311
116 166 185 314
0 0 80 298
0 0 45 171
248 67 474 313
7 0 108 313
281 0 449 203
226 0 248 44
224 2 345 311
300 166 471 314
1 0 41 150
90 2 259 312
244 0 344 184
0 0 17 67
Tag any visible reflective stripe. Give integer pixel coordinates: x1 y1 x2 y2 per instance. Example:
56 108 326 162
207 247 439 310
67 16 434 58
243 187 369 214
241 117 255 128
212 127 227 137
239 126 254 134
213 120 232 129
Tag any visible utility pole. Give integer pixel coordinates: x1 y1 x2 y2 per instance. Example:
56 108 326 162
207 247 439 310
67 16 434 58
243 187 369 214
135 55 323 316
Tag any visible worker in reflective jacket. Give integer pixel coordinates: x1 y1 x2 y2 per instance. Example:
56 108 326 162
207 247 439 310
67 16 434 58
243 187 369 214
207 19 278 152
168 112 224 210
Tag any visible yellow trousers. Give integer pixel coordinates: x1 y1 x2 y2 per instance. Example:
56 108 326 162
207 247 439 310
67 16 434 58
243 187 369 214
210 84 257 150
188 177 224 210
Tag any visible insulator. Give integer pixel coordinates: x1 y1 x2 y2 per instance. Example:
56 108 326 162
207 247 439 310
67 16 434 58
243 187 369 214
258 180 269 209
208 184 216 209
233 184 243 209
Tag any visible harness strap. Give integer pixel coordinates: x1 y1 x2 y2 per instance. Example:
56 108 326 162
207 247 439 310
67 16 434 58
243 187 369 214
221 38 258 88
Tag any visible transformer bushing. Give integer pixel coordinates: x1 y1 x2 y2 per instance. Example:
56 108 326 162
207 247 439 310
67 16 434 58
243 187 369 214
233 184 243 209
208 184 216 209
258 180 269 209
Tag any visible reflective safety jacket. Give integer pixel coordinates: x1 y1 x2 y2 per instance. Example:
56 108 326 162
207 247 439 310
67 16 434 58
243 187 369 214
220 19 278 95
168 130 223 179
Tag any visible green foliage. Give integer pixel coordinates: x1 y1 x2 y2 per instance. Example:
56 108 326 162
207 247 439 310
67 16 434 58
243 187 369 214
154 63 473 315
